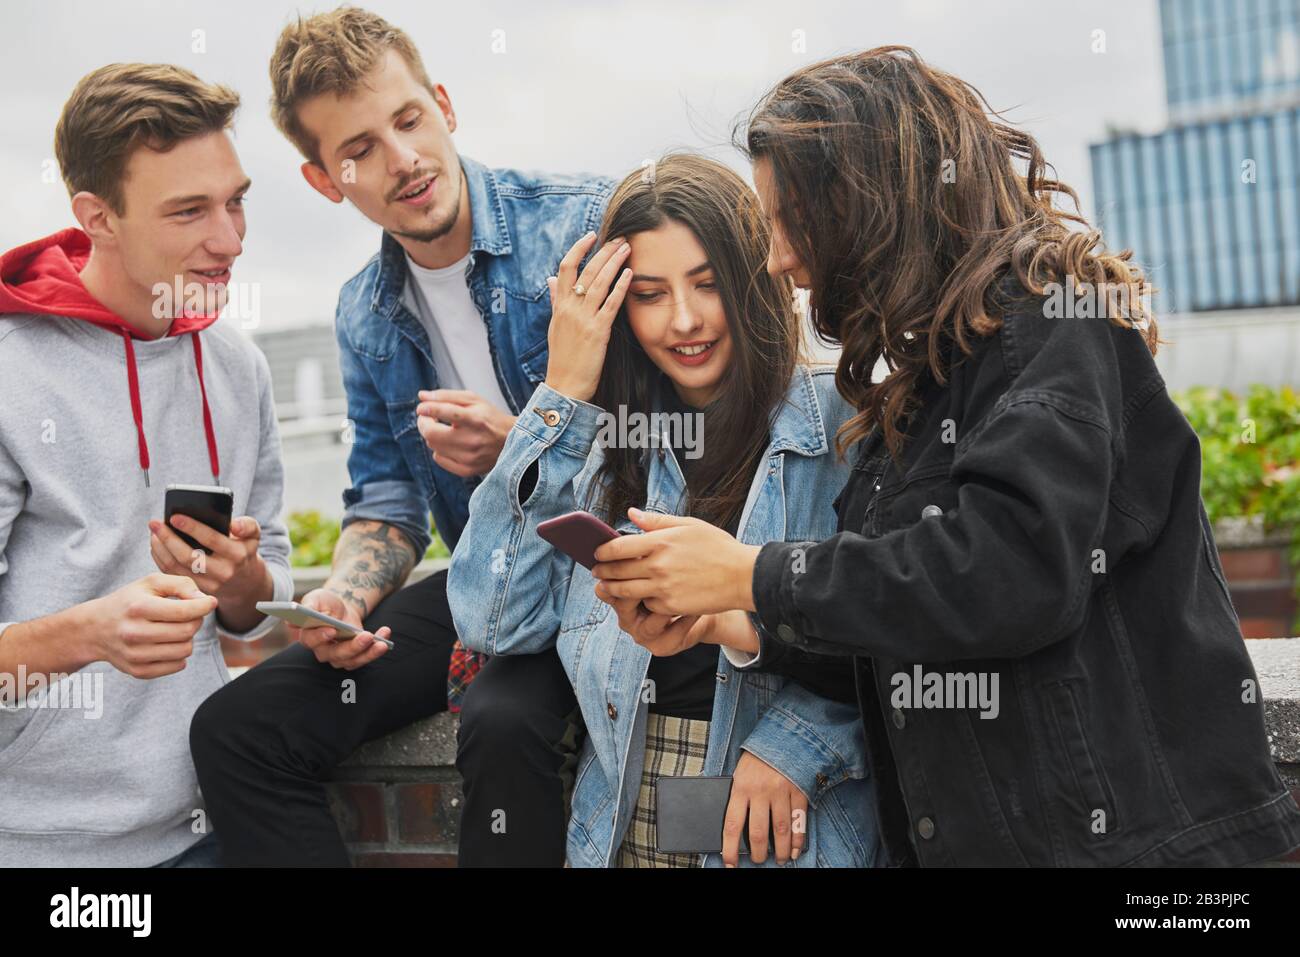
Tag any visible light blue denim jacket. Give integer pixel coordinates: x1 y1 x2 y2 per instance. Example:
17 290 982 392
333 154 614 553
448 365 881 867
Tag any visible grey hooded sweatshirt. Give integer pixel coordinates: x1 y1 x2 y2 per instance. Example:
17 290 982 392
0 228 294 866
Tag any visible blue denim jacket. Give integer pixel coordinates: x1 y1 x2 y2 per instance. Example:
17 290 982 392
333 154 615 553
448 366 881 867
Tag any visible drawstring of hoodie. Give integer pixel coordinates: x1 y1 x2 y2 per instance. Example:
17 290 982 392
118 330 220 488
190 333 222 482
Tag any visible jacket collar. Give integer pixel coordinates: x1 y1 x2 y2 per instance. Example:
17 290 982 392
767 363 832 457
369 154 511 313
640 364 832 513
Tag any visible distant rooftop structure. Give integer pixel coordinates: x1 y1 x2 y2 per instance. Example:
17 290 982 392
252 323 346 421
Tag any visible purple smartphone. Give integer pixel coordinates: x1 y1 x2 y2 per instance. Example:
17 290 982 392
536 510 623 569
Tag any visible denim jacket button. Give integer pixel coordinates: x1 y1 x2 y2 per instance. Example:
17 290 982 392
776 623 797 643
917 817 936 840
606 701 618 720
536 408 562 427
815 772 829 790
921 504 943 519
892 708 906 729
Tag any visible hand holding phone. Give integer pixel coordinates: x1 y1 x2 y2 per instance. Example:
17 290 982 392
537 510 623 569
163 484 233 554
256 601 365 640
269 590 394 672
152 486 269 620
656 774 781 861
721 751 806 866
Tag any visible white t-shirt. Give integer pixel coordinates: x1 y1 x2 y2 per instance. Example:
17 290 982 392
401 251 512 413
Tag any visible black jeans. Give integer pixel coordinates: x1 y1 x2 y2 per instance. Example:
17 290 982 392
189 570 579 867
455 648 582 867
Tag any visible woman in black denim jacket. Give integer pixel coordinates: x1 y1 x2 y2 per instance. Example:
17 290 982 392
589 47 1300 867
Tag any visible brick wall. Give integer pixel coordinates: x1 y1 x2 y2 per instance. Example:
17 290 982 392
327 714 463 867
1218 526 1298 639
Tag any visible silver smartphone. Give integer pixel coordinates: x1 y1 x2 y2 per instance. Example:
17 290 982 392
255 601 392 647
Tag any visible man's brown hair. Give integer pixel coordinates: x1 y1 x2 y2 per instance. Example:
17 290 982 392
54 63 240 216
269 6 434 165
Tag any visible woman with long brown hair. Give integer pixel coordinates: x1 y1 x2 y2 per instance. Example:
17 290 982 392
449 152 879 867
590 48 1300 867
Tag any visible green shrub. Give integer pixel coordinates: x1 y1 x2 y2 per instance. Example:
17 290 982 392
287 510 449 567
1173 385 1300 630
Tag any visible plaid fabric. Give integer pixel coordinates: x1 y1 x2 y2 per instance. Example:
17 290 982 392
614 712 711 868
446 640 486 713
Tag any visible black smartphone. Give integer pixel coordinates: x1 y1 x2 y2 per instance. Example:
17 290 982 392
655 775 777 856
164 484 234 554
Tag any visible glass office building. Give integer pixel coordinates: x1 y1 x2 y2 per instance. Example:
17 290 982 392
1090 0 1300 315
1164 0 1300 122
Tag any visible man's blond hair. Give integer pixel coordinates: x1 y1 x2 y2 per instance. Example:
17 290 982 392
54 63 240 216
269 6 435 165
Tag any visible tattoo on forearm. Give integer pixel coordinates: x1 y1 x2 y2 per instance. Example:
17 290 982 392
327 521 417 618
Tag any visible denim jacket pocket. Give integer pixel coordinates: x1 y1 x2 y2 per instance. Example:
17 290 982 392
517 332 549 385
1042 681 1121 838
385 398 435 490
811 777 878 867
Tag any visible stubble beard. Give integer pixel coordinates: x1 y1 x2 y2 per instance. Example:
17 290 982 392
390 172 462 244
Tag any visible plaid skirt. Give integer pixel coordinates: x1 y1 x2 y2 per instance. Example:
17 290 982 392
613 712 711 868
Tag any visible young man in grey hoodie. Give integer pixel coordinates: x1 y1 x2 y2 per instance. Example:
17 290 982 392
0 63 319 866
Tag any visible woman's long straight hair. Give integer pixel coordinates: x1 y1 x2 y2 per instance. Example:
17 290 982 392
736 46 1157 459
591 153 801 532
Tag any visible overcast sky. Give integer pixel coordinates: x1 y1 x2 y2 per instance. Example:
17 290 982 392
0 0 1167 330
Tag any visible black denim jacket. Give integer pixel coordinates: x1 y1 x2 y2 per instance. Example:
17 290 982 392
748 296 1300 867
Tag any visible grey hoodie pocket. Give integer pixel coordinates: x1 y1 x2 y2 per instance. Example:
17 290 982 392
0 705 58 774
0 661 210 836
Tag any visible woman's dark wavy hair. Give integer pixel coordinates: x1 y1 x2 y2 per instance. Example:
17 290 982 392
591 153 801 531
734 46 1158 458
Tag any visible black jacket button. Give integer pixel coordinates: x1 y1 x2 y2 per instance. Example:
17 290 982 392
917 817 936 840
921 504 943 519
776 623 797 642
892 708 906 729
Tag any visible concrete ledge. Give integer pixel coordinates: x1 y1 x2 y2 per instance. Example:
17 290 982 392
340 710 459 772
1212 516 1295 550
1252 638 1300 769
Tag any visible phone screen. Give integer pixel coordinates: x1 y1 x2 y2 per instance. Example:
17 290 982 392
164 485 233 555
